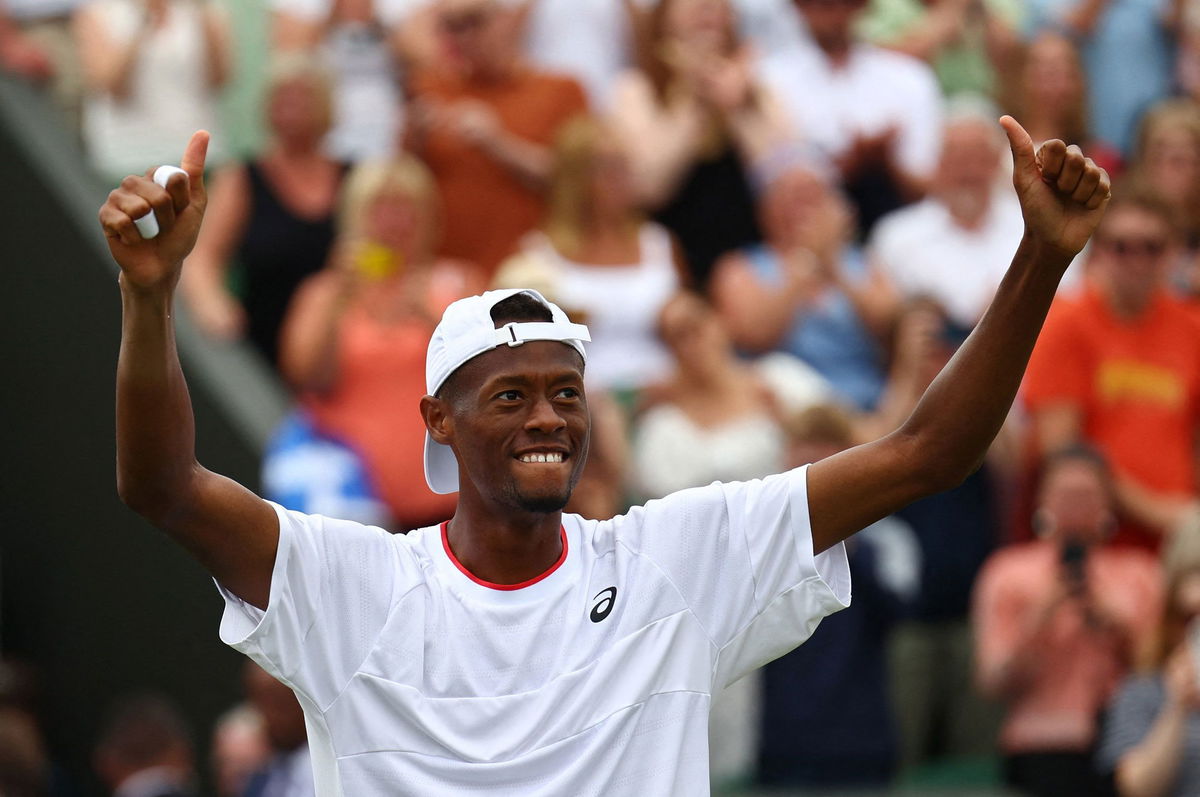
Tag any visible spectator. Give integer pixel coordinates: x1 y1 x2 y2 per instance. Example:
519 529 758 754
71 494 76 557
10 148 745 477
760 0 943 233
1023 184 1200 548
869 96 1025 329
710 161 889 410
630 291 833 501
270 0 420 162
757 403 920 789
1099 515 1200 797
0 706 49 797
279 156 480 531
1127 100 1200 249
181 53 346 368
0 0 84 130
407 0 587 278
211 705 269 797
1025 0 1173 156
609 0 794 288
880 299 1009 771
857 0 1022 99
973 445 1161 797
93 694 197 797
242 662 312 797
1006 30 1122 176
73 0 230 182
495 115 684 395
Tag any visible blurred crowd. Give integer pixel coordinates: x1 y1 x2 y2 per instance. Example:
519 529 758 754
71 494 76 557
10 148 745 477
6 0 1200 793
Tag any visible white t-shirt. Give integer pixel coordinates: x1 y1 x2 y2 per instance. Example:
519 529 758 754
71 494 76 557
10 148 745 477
218 467 851 796
759 42 943 179
868 191 1025 327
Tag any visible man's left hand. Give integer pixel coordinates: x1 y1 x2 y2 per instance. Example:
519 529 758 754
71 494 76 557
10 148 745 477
1001 115 1110 262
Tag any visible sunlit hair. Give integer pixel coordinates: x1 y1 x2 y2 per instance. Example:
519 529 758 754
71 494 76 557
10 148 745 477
264 51 335 138
1144 514 1200 668
1098 180 1182 242
544 115 640 259
636 0 740 103
1132 98 1200 171
337 156 442 257
784 403 855 449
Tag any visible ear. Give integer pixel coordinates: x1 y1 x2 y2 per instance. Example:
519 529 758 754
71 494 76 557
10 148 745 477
420 394 455 446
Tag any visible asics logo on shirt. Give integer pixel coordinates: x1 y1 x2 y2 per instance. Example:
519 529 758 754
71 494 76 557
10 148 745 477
590 587 617 623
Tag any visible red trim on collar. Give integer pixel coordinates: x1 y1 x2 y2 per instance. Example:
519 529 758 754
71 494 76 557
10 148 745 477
440 522 568 591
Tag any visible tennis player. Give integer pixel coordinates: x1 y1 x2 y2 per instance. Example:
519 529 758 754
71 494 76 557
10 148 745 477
101 117 1109 795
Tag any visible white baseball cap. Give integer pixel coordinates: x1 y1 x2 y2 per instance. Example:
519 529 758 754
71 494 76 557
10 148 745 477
423 288 591 494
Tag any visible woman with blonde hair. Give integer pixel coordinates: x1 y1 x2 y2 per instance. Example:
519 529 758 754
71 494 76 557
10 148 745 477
496 115 684 396
277 155 483 531
1129 100 1200 245
608 0 793 287
182 53 346 368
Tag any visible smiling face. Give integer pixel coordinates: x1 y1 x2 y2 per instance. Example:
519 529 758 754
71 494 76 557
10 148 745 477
433 341 590 515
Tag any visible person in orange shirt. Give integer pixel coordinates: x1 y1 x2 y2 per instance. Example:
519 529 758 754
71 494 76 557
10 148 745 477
406 0 588 278
1023 185 1200 549
973 445 1162 797
279 156 484 531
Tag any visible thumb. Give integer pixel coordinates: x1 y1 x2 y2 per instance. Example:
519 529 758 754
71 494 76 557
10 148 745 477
999 115 1036 175
180 129 210 200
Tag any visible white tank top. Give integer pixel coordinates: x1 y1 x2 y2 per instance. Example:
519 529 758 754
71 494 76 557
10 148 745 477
535 223 680 392
82 0 225 180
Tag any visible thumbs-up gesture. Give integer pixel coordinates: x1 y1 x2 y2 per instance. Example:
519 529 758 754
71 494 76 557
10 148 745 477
99 130 210 291
1000 115 1110 262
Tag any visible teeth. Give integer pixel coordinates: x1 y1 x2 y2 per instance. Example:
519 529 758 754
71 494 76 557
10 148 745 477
520 453 563 463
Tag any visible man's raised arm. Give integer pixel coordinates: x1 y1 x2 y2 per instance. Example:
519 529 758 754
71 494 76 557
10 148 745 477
807 116 1111 554
103 131 278 609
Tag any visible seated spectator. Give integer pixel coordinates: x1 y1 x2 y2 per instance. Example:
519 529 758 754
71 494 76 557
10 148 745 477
270 0 419 162
1025 0 1172 156
711 161 889 410
1006 31 1122 176
495 115 684 395
1099 516 1200 797
1023 184 1200 548
757 403 920 790
182 54 346 368
73 0 230 182
93 694 197 797
857 0 1021 99
609 0 794 288
242 662 313 797
279 156 481 531
630 291 829 500
1127 100 1200 249
759 0 942 232
407 0 587 278
210 705 269 797
973 446 1161 797
869 97 1025 329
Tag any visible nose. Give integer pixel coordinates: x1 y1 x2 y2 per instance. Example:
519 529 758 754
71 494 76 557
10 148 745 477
525 394 566 434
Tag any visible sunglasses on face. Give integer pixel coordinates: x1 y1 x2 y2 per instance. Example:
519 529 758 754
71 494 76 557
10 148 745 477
1096 236 1169 258
439 9 491 34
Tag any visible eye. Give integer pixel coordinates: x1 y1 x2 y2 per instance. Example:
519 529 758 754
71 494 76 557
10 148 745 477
556 386 582 400
495 389 522 402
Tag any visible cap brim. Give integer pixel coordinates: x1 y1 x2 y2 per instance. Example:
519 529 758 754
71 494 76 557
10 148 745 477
423 432 460 494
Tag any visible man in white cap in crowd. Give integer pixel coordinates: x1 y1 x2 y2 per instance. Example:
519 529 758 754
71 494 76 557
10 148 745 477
100 116 1108 794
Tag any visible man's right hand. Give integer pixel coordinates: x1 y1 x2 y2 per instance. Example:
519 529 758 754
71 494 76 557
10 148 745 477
99 130 210 290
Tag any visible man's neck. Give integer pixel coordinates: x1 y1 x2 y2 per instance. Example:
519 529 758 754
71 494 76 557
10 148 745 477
445 498 565 586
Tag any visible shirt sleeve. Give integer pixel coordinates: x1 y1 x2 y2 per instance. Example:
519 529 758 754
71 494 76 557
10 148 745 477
215 502 412 710
622 465 852 689
1097 676 1166 773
